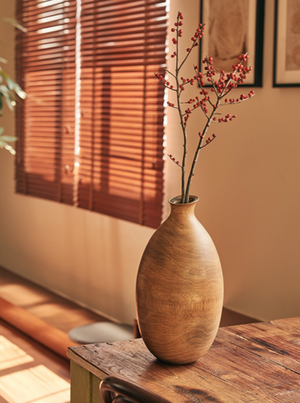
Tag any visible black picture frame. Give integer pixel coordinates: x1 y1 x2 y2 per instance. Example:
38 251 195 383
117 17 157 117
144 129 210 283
273 0 300 87
199 0 265 87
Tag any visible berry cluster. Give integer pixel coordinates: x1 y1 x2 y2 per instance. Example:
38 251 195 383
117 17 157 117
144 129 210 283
199 54 253 94
170 12 205 60
154 73 174 89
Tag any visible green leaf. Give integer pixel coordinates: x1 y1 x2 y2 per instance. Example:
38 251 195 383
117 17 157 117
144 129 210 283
2 17 27 32
0 84 10 94
0 139 16 155
0 71 26 100
1 89 14 110
0 72 15 91
0 127 16 154
1 135 17 142
4 75 15 90
13 83 26 99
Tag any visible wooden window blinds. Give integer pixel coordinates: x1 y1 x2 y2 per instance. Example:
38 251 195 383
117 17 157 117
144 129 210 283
15 0 167 228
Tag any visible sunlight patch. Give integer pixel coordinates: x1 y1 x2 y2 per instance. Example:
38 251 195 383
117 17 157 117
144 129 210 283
0 365 69 403
0 336 34 371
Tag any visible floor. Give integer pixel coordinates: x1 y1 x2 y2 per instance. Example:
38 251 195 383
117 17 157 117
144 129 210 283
0 319 70 403
0 266 258 403
0 266 109 403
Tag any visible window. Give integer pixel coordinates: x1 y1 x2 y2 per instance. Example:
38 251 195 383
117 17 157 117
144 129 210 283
15 0 168 228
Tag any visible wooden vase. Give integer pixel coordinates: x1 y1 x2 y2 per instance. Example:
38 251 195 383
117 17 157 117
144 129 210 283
136 195 224 364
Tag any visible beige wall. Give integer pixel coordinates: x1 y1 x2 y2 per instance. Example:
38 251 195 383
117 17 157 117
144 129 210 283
1 0 300 323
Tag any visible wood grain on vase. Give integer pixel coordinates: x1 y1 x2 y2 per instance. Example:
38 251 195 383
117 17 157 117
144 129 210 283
136 196 224 364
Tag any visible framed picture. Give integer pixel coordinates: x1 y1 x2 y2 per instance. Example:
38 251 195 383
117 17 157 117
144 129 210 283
199 0 264 87
273 0 300 87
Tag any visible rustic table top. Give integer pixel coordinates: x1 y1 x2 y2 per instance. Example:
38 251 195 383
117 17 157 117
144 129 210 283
67 316 300 402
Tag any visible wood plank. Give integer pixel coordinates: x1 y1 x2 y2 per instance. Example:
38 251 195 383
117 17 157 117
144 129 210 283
68 340 259 402
91 371 105 403
68 318 300 402
0 364 70 403
0 319 70 381
67 348 112 381
217 322 300 373
0 296 78 360
0 319 70 403
271 316 300 334
194 337 300 402
70 362 92 403
70 362 104 403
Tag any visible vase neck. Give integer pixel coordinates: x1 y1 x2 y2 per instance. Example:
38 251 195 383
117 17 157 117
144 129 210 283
168 195 199 217
169 195 199 205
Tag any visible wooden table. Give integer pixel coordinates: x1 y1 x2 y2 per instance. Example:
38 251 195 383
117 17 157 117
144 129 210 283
67 316 300 402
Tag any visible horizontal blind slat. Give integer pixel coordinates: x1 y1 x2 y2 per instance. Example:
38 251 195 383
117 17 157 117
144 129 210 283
16 0 167 228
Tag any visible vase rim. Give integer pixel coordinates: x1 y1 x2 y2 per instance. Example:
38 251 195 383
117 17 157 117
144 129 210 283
169 195 199 205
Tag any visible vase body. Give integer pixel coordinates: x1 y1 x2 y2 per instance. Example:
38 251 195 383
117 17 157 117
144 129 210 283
136 195 223 364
